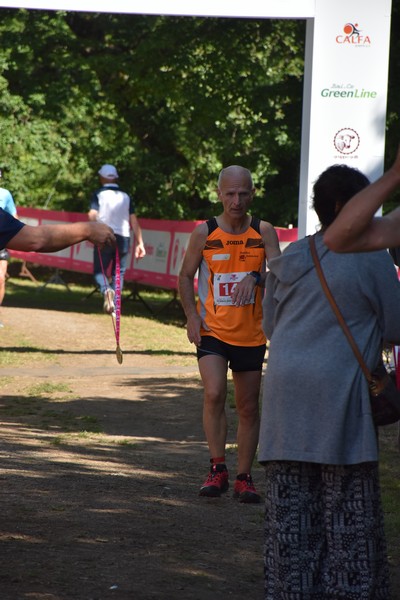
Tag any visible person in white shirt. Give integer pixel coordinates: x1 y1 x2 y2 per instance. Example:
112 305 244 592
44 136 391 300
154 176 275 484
88 164 145 314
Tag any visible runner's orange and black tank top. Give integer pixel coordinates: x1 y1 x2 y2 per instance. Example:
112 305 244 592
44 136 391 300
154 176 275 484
197 216 266 347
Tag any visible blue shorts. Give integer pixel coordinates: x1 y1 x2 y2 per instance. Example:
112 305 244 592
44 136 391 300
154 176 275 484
196 335 266 372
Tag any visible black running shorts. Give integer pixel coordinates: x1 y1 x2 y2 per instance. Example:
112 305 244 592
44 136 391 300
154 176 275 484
196 335 266 372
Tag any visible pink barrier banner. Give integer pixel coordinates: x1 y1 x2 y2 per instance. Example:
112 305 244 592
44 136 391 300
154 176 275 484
10 207 298 290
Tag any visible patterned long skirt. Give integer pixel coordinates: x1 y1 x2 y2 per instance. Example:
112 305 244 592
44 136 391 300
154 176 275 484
263 461 390 600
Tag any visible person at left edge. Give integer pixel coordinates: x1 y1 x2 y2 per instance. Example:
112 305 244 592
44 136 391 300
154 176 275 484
0 208 115 253
179 165 281 503
88 164 146 315
0 168 18 327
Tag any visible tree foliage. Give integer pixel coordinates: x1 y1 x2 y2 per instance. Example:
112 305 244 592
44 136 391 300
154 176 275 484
0 9 304 224
0 8 398 224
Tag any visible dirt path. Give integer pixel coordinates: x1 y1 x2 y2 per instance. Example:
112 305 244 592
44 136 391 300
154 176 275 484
0 307 266 600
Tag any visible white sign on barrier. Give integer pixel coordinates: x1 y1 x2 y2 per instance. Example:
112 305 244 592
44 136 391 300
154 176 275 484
134 230 171 275
168 233 192 277
72 240 94 265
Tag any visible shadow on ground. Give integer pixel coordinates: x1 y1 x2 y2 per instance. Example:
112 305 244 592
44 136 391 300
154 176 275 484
0 374 265 600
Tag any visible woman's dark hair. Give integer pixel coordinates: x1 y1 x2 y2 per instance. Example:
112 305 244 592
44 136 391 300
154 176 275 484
312 164 370 228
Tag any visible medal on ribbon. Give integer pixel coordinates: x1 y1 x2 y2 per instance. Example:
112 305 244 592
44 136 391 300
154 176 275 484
97 245 123 364
113 247 123 364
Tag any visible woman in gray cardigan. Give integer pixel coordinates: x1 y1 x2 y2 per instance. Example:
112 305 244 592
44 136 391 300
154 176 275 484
259 164 400 599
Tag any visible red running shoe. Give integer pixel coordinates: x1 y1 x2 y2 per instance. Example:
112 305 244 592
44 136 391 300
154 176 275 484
233 474 261 504
199 464 229 497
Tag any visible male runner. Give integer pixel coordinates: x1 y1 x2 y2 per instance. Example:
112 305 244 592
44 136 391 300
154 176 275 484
179 165 280 503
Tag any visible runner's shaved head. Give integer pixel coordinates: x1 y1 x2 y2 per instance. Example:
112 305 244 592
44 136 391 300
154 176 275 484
218 166 253 189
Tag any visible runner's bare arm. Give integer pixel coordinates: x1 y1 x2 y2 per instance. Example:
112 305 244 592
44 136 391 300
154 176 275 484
178 223 209 346
7 222 116 252
130 214 146 259
324 145 400 252
262 220 281 261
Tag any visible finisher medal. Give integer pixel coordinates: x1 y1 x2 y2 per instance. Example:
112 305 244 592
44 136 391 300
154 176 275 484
116 344 123 364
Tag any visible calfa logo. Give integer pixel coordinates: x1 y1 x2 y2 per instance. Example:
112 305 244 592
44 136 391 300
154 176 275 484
336 23 371 46
333 128 360 155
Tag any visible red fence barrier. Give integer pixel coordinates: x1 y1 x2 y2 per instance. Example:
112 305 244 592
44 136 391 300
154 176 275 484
10 207 298 290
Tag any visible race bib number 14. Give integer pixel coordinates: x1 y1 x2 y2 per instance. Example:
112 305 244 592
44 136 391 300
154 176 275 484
213 272 254 306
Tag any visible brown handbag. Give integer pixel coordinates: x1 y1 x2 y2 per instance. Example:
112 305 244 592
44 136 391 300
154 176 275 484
309 235 400 427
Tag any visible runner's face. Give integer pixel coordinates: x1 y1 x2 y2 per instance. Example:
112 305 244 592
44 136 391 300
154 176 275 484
217 174 254 218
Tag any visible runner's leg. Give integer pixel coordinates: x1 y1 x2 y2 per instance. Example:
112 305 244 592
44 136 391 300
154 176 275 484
198 354 228 459
233 369 262 474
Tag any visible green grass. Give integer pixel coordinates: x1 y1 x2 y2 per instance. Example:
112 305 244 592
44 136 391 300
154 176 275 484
27 382 72 397
117 439 139 448
6 260 187 325
5 261 194 365
0 334 58 366
0 394 101 432
121 315 194 365
0 375 99 432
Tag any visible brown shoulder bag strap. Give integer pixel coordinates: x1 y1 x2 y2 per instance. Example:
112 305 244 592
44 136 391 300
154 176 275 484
309 234 372 382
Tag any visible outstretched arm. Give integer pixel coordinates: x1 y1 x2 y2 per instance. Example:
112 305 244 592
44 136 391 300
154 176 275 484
324 146 400 252
7 221 115 252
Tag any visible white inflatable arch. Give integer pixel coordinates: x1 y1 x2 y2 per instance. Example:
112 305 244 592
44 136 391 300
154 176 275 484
0 0 393 235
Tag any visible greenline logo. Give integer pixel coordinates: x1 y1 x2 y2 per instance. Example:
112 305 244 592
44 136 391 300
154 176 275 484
321 86 377 99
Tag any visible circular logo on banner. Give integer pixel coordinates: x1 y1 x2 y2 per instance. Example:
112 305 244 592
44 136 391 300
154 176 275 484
343 23 361 37
333 128 360 155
